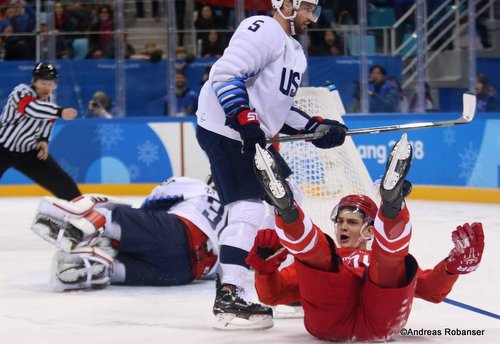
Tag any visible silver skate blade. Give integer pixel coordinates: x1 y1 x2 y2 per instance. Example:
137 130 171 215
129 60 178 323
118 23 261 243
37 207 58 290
254 145 286 199
383 133 410 191
213 313 274 331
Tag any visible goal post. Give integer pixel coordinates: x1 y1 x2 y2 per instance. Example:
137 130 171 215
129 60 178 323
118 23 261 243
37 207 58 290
279 87 379 237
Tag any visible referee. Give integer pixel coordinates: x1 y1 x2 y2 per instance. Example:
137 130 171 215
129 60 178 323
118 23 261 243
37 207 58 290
0 62 81 200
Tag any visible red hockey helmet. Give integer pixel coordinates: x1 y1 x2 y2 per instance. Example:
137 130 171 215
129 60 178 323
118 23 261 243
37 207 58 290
331 194 378 224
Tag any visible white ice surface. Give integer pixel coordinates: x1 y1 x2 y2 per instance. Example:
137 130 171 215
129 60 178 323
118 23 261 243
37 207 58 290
0 197 499 343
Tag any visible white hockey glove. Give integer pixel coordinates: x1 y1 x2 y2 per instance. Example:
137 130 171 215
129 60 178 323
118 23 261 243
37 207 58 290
31 196 106 252
51 246 114 292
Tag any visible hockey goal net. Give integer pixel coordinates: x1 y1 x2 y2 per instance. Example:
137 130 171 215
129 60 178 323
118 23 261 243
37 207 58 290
279 87 378 238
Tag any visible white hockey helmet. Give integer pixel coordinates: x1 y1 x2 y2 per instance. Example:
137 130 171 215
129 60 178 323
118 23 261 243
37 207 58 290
271 0 321 22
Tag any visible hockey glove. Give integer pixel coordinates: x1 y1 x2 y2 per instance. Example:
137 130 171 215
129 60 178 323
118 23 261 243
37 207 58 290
231 109 266 154
445 222 484 275
304 116 347 149
246 229 289 275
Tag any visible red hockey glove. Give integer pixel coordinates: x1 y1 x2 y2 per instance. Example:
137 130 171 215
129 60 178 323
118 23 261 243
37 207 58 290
246 229 289 275
231 109 266 155
304 116 347 149
445 222 484 275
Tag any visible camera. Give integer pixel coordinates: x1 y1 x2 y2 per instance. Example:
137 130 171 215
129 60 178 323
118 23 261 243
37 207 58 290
90 100 101 109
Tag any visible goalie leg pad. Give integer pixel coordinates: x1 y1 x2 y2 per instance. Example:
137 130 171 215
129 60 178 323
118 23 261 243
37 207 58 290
51 246 114 292
32 209 106 251
37 196 95 221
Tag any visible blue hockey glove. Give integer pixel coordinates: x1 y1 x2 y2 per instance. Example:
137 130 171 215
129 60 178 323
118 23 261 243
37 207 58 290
304 116 347 149
231 109 266 154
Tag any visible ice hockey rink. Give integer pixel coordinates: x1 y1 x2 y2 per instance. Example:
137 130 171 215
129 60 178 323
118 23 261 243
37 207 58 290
0 196 498 343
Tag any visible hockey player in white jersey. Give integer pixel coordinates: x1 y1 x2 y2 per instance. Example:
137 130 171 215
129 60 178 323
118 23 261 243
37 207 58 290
31 177 227 291
196 0 347 330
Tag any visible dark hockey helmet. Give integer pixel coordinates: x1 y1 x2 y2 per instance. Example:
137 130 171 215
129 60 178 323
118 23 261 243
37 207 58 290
331 194 378 225
32 62 58 81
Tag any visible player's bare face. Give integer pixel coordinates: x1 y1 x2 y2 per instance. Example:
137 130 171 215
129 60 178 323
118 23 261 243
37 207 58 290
335 210 364 248
34 80 57 100
294 3 318 34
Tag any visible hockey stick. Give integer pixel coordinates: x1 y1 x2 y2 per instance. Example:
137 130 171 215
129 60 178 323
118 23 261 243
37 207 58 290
443 298 500 320
267 92 476 143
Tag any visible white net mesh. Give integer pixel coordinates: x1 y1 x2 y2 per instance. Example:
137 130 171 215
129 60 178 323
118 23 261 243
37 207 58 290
279 87 378 238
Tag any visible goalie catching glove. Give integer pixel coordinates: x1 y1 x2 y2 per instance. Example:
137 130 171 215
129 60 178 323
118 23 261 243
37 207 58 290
445 222 484 275
51 246 114 292
246 229 289 275
229 109 266 155
304 116 347 149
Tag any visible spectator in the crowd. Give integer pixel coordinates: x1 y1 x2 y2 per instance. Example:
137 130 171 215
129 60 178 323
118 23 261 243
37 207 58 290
387 76 409 113
130 41 163 62
174 45 194 72
409 82 437 112
201 29 225 58
84 91 119 119
53 1 77 59
135 1 159 19
165 71 199 117
315 29 348 56
3 0 36 60
65 2 92 38
367 65 399 112
38 19 57 61
475 74 500 112
335 0 358 24
194 4 223 46
353 65 399 113
87 4 113 59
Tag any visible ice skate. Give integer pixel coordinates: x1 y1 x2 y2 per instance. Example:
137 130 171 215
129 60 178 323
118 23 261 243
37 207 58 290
254 144 297 222
213 275 273 330
380 133 413 218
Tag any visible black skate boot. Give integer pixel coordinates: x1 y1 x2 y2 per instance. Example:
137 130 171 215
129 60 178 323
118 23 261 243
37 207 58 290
213 274 273 330
380 133 413 219
254 144 298 223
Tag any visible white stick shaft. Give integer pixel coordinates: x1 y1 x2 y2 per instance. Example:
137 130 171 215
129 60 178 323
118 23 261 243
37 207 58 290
267 92 476 143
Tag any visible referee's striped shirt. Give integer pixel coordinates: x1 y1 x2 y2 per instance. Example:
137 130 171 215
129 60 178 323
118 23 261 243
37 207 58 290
0 83 62 153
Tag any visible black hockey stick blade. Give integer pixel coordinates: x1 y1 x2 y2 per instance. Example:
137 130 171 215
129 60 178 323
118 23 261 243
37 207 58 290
266 93 476 143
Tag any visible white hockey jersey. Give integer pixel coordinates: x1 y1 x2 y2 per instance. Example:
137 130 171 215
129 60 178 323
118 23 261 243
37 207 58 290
196 15 310 141
143 176 227 276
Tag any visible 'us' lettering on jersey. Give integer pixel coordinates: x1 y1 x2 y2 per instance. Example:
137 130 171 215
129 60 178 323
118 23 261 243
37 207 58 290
279 68 302 97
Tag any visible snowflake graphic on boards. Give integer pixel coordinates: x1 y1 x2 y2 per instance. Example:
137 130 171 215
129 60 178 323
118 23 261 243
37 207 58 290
458 142 481 182
128 163 140 180
442 127 456 147
137 140 159 166
93 124 124 150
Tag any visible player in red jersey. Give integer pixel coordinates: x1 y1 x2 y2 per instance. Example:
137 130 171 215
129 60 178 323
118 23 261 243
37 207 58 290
248 134 485 341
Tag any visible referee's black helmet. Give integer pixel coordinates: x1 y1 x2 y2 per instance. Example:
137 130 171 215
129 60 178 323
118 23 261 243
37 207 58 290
32 62 58 81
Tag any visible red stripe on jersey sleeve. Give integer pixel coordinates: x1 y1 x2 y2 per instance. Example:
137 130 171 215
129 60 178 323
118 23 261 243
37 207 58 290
18 96 37 114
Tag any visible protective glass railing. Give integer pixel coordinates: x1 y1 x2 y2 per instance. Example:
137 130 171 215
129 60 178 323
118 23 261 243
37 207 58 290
0 0 497 116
